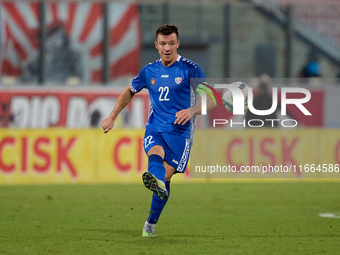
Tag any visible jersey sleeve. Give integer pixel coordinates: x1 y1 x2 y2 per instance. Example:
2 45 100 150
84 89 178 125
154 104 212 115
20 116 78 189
188 65 216 105
130 66 147 93
188 64 207 91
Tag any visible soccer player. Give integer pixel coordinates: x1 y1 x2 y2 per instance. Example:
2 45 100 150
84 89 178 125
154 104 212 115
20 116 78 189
101 24 215 237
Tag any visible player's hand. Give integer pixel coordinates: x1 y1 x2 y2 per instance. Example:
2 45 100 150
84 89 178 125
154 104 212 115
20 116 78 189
174 108 192 125
101 117 115 134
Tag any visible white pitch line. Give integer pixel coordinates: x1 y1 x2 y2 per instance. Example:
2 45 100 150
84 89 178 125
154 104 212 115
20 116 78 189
319 213 340 218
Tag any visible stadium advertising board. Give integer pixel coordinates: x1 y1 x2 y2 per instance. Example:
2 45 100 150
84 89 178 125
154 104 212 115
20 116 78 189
0 129 96 184
0 129 339 184
0 129 189 185
0 88 150 128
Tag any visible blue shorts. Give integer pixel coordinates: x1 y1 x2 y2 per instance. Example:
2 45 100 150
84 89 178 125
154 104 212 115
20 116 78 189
143 129 191 173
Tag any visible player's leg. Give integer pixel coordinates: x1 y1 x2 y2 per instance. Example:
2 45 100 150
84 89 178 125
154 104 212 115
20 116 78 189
147 145 166 183
142 129 169 199
142 145 168 200
143 162 175 237
143 133 189 237
147 161 175 223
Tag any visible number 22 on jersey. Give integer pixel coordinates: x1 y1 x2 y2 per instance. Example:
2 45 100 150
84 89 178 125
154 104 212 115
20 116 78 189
159 86 170 101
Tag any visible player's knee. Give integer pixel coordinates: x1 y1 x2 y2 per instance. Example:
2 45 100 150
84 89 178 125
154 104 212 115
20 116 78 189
165 171 173 181
164 164 175 181
147 145 165 158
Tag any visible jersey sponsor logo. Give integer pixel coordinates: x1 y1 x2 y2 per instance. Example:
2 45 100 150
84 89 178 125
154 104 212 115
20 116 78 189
175 77 182 84
151 78 155 86
161 75 169 78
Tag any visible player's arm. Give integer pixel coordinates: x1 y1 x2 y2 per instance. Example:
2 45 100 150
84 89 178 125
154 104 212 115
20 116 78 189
101 85 135 133
174 83 216 125
190 83 217 115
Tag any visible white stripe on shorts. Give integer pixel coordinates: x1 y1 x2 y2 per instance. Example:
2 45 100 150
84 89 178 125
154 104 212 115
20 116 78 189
177 138 190 173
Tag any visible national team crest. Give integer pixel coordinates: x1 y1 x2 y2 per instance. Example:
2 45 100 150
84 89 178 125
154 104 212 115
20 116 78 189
175 77 182 84
151 78 155 86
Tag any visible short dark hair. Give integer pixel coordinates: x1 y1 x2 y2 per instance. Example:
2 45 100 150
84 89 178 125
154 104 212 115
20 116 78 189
156 24 179 41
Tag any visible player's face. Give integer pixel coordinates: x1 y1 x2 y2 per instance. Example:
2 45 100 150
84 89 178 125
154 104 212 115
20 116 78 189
155 33 180 67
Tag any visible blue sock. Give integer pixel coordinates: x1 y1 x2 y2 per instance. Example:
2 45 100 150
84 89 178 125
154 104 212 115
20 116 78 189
148 181 170 224
148 154 165 183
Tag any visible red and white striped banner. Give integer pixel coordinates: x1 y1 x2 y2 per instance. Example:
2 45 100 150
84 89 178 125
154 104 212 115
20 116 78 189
0 2 141 82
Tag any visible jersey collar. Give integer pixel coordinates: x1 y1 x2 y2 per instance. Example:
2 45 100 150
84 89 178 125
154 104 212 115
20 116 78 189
159 54 181 62
159 54 181 67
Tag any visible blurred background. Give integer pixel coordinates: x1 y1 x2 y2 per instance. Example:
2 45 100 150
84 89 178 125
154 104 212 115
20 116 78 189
1 0 340 85
0 0 340 184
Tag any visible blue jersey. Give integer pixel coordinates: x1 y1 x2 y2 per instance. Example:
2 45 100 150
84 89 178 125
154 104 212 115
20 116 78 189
130 55 206 139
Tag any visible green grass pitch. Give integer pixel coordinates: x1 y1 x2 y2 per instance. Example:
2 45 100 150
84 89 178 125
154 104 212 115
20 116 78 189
1 182 340 254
